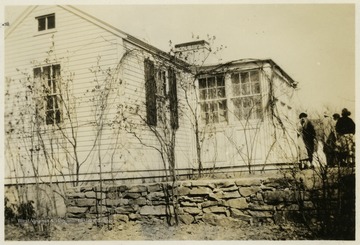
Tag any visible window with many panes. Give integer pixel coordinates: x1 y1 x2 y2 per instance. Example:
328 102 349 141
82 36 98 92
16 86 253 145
199 75 227 124
34 65 62 125
36 14 55 31
231 70 262 120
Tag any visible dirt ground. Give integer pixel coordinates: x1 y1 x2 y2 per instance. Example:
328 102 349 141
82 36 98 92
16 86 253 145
5 219 315 241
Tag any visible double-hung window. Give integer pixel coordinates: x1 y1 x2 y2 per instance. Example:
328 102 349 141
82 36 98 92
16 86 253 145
34 65 62 125
36 14 55 31
231 70 262 120
199 75 227 124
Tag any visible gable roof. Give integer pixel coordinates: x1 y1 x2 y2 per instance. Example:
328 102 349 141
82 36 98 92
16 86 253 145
5 5 175 63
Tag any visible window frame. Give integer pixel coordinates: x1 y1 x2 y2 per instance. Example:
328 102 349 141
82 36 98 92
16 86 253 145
35 13 55 32
34 64 62 126
230 69 263 121
198 74 227 124
155 69 167 98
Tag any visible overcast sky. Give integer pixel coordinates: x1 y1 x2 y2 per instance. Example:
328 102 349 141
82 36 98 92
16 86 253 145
3 2 356 117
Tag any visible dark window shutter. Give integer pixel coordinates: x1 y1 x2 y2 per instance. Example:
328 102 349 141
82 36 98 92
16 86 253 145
168 67 179 129
144 58 157 126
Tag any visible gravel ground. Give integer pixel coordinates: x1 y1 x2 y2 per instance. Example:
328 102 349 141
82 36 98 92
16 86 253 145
5 219 315 241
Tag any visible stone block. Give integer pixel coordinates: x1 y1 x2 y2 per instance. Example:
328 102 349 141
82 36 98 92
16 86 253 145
128 185 147 193
256 192 264 201
235 178 262 187
147 191 165 200
182 207 202 215
260 185 275 191
84 191 104 199
223 191 241 199
239 187 261 197
128 197 147 206
248 203 274 211
147 183 162 192
217 180 236 188
247 210 273 218
112 214 129 223
180 201 198 207
189 187 212 196
102 198 129 207
203 206 227 214
177 186 191 196
151 200 167 205
89 206 109 214
263 178 289 188
117 186 128 192
202 213 243 227
115 206 136 214
209 191 241 201
75 198 97 207
129 213 142 220
124 192 142 199
201 201 220 208
179 214 194 225
263 190 295 204
180 182 192 187
139 205 173 216
202 213 223 225
230 208 252 221
209 192 223 201
179 196 204 203
226 198 248 209
221 186 239 192
191 181 215 189
67 206 88 214
107 191 119 199
66 192 85 198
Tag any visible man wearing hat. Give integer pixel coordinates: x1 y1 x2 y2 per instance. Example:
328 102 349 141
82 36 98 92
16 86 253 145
298 112 316 169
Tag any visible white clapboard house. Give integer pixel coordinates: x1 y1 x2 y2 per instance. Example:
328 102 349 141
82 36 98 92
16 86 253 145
5 5 298 187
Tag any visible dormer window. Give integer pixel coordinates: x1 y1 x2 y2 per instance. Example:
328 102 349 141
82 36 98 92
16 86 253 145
36 14 55 31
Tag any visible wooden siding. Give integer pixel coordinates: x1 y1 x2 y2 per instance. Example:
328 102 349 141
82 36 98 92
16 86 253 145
5 6 196 184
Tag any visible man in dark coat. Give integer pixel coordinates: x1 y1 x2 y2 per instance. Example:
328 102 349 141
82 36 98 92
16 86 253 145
299 113 316 168
335 108 355 165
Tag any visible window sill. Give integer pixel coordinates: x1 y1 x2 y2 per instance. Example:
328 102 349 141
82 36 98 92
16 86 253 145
33 29 57 37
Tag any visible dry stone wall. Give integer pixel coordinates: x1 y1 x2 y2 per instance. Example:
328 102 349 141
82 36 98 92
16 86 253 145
65 176 314 225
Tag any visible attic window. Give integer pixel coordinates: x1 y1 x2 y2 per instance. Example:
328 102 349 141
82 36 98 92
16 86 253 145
36 14 55 31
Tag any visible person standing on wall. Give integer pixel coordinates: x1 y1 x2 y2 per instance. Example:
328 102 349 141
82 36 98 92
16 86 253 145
298 112 316 169
335 108 355 166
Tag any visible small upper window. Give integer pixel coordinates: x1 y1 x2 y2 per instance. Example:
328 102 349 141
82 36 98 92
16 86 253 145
36 14 55 31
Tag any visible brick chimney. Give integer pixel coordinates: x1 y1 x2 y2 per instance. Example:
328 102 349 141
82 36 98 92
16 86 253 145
174 40 210 66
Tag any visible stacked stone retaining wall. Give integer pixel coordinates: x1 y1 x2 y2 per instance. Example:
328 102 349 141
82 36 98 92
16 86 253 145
65 176 318 225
